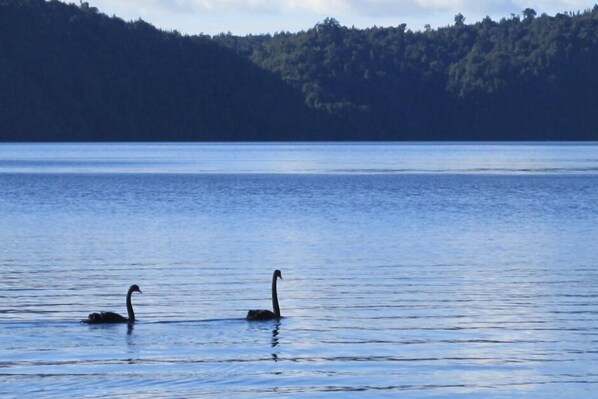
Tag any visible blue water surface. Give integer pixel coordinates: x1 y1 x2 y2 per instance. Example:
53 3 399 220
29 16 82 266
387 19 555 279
1 142 597 398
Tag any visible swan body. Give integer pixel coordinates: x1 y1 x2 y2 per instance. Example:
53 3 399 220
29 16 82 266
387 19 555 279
247 270 282 321
82 284 141 324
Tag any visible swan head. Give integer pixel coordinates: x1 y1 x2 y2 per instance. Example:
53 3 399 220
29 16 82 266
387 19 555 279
129 284 142 294
274 270 282 280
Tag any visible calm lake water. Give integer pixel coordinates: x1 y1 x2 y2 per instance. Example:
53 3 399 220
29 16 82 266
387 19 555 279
1 142 597 398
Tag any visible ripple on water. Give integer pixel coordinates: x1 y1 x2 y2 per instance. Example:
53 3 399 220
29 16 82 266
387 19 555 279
1 144 598 398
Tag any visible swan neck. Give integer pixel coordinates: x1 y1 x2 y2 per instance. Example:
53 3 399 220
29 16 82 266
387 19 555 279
272 274 280 318
126 288 135 321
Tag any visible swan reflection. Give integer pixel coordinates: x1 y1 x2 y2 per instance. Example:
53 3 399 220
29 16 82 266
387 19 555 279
271 321 281 362
271 321 280 348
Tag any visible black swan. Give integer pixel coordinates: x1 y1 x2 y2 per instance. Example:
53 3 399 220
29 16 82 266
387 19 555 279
82 284 141 324
247 270 282 321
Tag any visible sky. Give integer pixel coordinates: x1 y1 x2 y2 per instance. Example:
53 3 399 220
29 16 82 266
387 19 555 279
72 0 597 35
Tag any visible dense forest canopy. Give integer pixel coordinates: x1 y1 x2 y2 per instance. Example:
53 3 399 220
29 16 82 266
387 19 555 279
1 0 597 141
0 0 326 141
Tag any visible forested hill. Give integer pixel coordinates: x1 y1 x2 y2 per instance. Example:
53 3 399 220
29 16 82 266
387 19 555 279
216 9 598 140
0 0 327 141
1 1 597 141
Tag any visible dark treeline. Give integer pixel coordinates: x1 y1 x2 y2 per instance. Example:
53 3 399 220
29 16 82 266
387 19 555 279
215 10 598 140
0 0 326 141
1 0 597 141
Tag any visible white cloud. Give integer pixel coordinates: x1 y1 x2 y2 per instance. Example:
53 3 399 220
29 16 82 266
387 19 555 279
86 0 597 15
288 0 352 14
79 0 597 34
